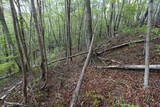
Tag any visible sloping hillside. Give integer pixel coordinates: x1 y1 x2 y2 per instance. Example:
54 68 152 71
1 33 160 107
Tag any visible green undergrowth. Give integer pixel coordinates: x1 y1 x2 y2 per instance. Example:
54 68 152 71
122 26 147 33
122 26 160 37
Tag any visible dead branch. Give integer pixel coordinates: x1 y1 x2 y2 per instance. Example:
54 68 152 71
4 101 23 106
96 65 160 70
0 81 22 101
47 51 88 65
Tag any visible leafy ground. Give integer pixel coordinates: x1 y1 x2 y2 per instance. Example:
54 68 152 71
1 33 160 107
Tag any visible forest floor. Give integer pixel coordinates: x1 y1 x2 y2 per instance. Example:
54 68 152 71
1 32 160 107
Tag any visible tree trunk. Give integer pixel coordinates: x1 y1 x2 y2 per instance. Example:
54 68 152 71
96 65 160 70
65 0 72 62
9 0 28 104
31 0 48 82
0 0 15 53
144 0 153 89
84 0 93 49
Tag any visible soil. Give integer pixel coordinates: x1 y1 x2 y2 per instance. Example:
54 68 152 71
1 33 160 107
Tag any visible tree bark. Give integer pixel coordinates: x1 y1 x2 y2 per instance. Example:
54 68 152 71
96 65 160 70
84 0 93 49
9 0 28 104
144 0 153 89
31 0 48 83
65 0 72 62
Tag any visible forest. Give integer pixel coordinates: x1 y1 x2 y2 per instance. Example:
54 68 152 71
0 0 160 106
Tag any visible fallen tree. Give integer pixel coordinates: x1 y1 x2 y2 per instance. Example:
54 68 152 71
44 40 141 66
46 41 110 66
47 51 88 65
45 37 159 67
32 36 160 69
96 65 160 70
96 37 160 55
3 101 23 106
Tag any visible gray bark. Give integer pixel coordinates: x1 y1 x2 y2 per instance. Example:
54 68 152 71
144 0 153 89
84 0 93 49
31 0 48 82
9 0 28 103
96 65 160 70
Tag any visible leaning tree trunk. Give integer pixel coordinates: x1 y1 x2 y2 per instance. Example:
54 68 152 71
9 0 28 104
144 0 153 89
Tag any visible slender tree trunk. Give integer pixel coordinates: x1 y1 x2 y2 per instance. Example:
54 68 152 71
0 0 15 53
84 0 93 49
65 0 72 62
154 4 160 26
16 0 31 73
109 2 115 37
102 0 110 37
115 0 125 31
144 0 153 89
31 0 48 83
141 8 148 26
9 0 28 104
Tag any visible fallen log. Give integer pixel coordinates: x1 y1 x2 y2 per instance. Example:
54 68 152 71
96 37 160 55
33 37 160 68
46 42 110 66
4 101 23 106
96 65 160 70
47 37 159 66
47 51 88 65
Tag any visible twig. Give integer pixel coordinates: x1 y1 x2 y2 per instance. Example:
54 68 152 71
0 81 22 100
